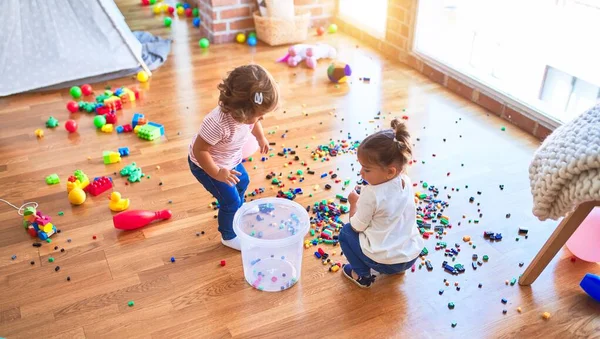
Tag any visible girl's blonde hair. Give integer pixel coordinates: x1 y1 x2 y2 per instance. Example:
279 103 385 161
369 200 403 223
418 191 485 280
217 64 279 123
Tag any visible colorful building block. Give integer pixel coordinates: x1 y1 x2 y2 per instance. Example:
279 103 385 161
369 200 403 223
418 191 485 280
147 122 165 136
46 116 59 128
103 151 121 164
35 129 44 138
66 171 90 193
101 124 114 133
85 177 113 196
118 147 130 156
122 124 133 133
105 112 117 124
116 125 124 133
120 162 144 182
132 113 145 128
104 97 122 110
137 124 162 141
45 174 60 185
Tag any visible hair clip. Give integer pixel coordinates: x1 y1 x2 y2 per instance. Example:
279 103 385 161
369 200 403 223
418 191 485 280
254 92 263 105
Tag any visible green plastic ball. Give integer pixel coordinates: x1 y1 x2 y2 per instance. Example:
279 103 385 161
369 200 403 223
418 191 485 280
192 8 199 17
248 32 257 38
70 86 82 99
149 0 156 4
176 2 182 8
199 38 210 49
93 115 106 128
164 17 172 27
328 23 338 33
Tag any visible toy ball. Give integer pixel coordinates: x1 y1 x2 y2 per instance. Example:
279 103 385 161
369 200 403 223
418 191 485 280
176 2 182 8
70 86 82 99
183 3 191 9
199 38 210 49
328 23 338 33
162 4 170 13
152 4 161 14
137 70 149 83
316 26 325 36
248 32 257 39
164 17 172 27
167 6 175 14
81 84 93 96
177 7 184 15
141 0 149 6
185 8 193 17
192 8 199 17
149 0 156 4
236 33 246 43
327 62 352 84
68 187 86 205
65 119 78 133
66 101 79 113
193 17 201 27
247 36 257 47
93 115 107 129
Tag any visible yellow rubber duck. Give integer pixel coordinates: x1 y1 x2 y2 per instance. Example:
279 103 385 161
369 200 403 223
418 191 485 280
109 192 130 212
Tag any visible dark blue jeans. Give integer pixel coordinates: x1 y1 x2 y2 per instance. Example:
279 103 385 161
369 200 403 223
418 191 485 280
188 156 249 240
339 223 418 277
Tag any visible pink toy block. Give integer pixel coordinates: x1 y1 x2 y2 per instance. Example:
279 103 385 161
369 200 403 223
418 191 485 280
85 177 113 196
35 212 51 226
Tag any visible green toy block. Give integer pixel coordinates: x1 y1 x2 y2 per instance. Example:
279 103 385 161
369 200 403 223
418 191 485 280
137 124 161 141
418 193 427 199
128 168 144 183
120 163 138 177
340 205 349 213
46 116 59 128
73 170 88 183
296 170 304 175
483 255 489 261
421 247 429 256
271 178 279 185
45 174 60 185
440 218 449 225
23 206 36 216
422 182 428 188
335 194 344 199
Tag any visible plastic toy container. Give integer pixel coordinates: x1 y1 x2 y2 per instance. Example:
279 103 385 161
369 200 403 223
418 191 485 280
233 198 310 292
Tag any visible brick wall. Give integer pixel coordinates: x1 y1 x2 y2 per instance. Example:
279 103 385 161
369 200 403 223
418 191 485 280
196 0 336 44
337 0 555 140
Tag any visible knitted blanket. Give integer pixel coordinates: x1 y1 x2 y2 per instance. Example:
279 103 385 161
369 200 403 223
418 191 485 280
529 104 600 221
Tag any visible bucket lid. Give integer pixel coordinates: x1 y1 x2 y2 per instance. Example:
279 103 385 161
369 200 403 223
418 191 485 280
233 198 310 247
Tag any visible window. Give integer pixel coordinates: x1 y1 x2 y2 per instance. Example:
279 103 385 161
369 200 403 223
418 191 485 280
540 67 600 122
414 0 600 123
339 0 388 38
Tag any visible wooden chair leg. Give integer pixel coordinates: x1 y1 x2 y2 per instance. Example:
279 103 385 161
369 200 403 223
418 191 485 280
519 201 597 286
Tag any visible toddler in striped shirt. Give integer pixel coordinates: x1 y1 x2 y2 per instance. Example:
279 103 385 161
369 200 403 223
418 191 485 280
189 64 279 250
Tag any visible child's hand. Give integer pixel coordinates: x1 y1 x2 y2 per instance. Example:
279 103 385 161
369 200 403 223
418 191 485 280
258 137 270 154
215 168 241 186
348 190 360 205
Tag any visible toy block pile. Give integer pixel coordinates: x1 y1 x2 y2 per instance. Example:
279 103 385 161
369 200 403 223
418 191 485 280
22 206 56 240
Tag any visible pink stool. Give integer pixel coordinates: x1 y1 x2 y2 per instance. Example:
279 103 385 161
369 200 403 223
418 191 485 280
567 207 600 262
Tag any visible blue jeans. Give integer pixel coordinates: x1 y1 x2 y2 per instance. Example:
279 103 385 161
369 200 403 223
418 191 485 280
339 223 418 277
188 156 249 240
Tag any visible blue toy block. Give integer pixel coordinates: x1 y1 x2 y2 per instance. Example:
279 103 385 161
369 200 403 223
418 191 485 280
32 222 39 231
132 113 145 128
581 273 600 302
116 125 124 133
118 147 130 157
114 88 124 97
147 122 165 136
38 231 48 240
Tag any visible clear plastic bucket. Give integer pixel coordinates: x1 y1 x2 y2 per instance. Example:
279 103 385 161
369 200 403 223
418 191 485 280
233 198 310 292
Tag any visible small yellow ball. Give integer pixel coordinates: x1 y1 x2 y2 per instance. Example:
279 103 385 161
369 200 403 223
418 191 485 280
177 7 184 15
236 33 246 43
137 71 149 83
152 5 161 14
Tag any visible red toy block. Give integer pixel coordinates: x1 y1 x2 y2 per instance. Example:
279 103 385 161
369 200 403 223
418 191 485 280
96 106 110 115
122 124 133 133
220 260 226 267
85 177 113 196
105 112 117 124
134 89 140 99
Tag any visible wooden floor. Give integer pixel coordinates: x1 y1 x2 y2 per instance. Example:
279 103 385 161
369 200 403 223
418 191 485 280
1 1 599 338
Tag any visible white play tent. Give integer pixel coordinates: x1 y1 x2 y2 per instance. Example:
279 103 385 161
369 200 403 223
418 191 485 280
0 0 150 97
